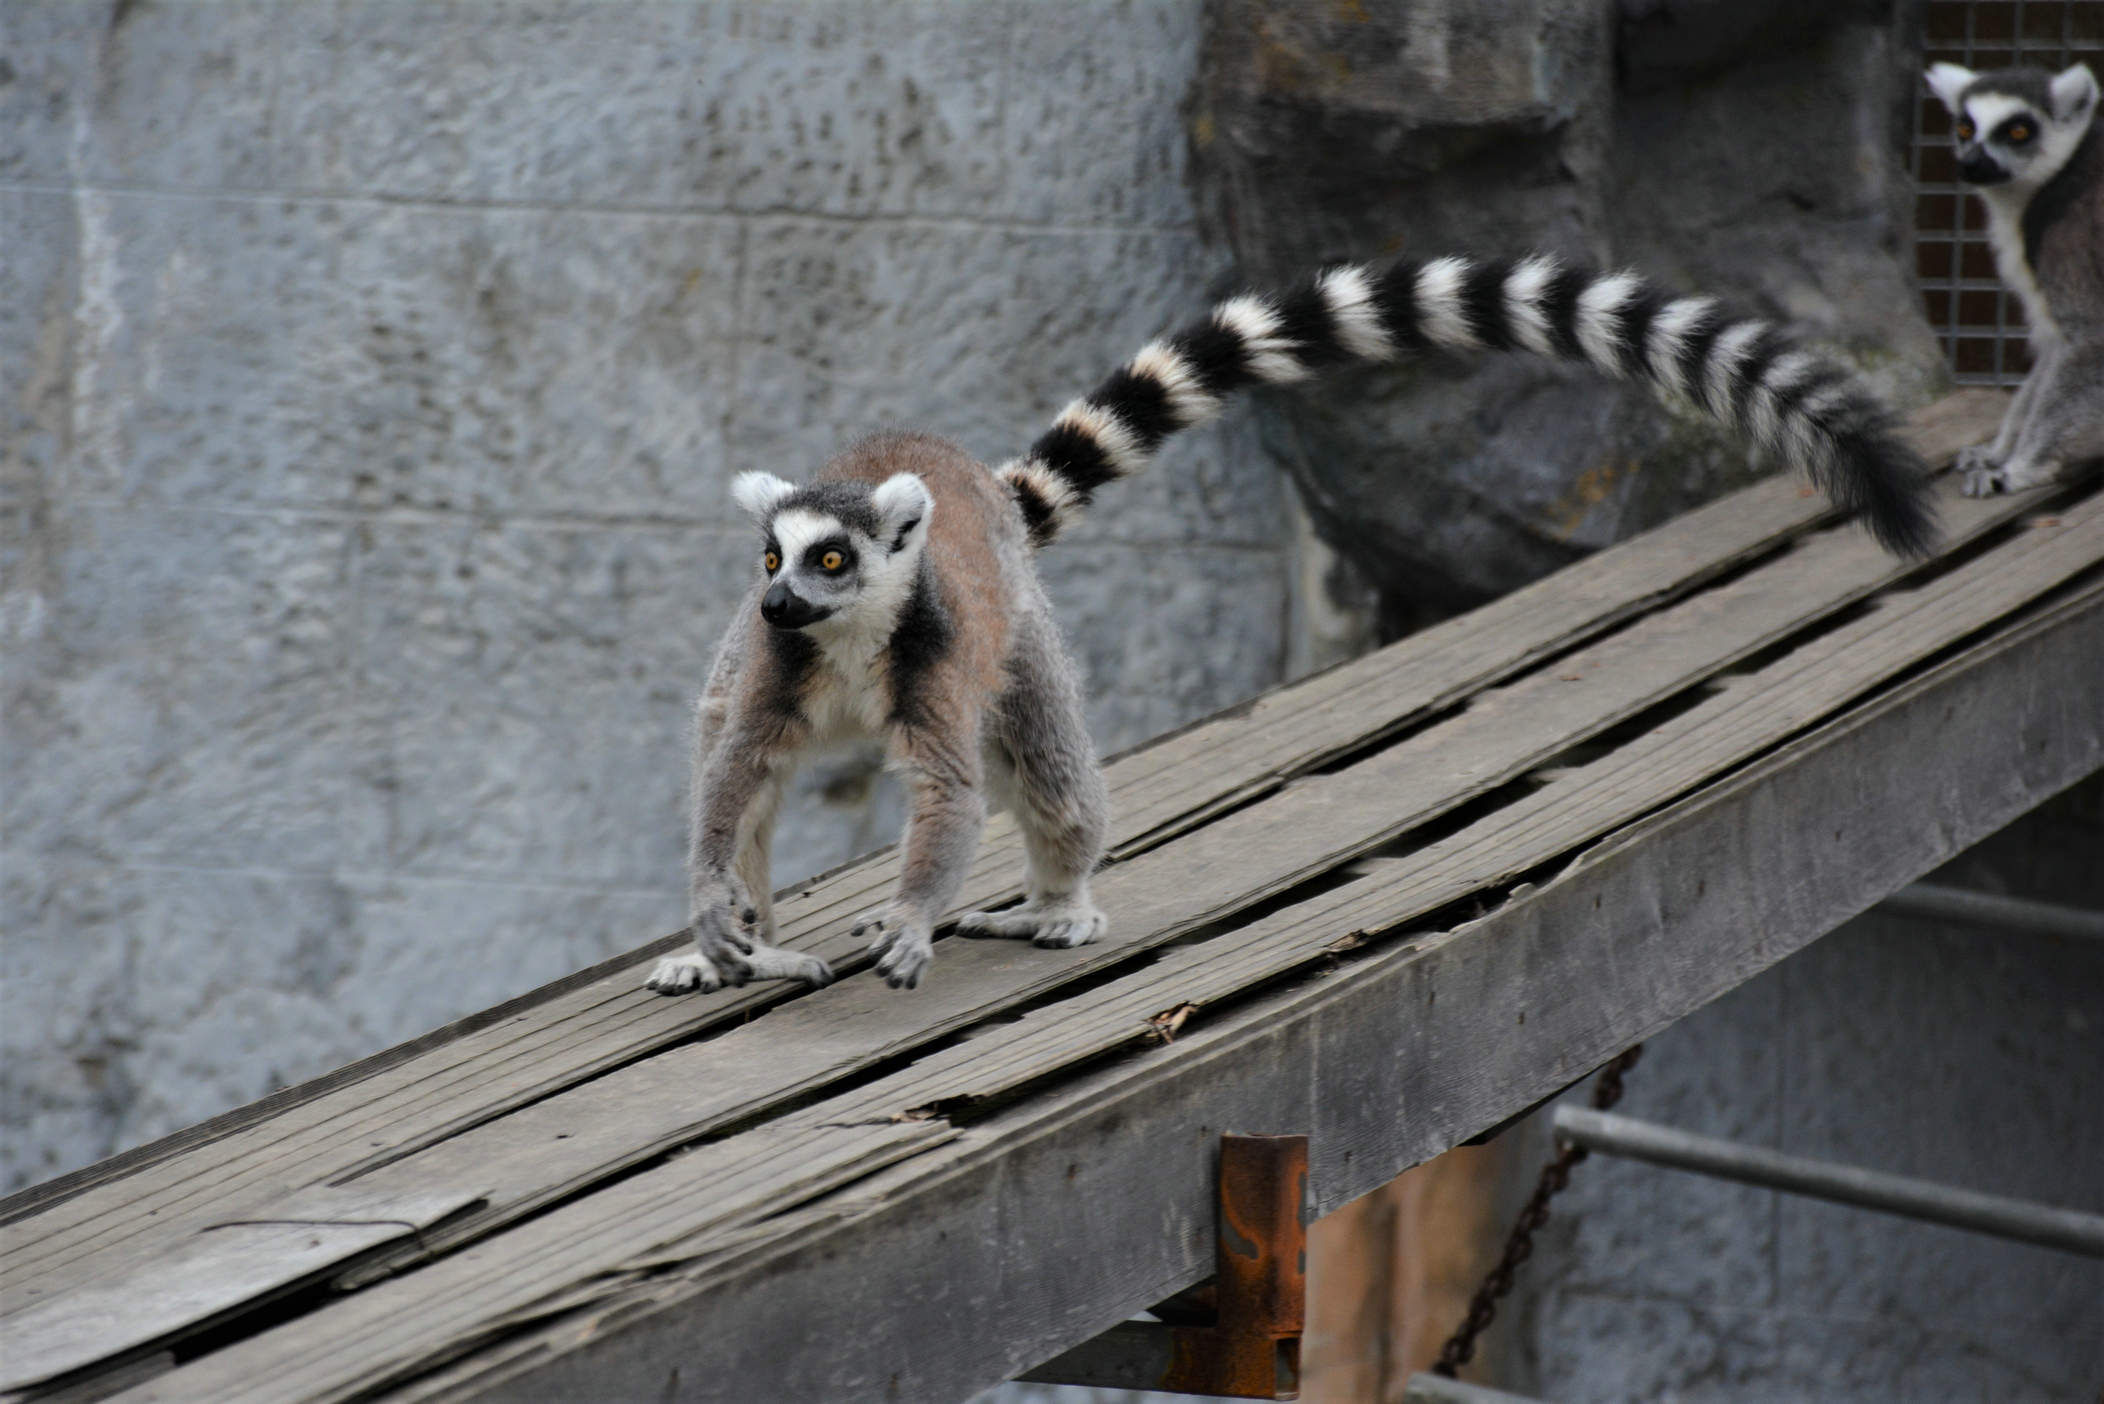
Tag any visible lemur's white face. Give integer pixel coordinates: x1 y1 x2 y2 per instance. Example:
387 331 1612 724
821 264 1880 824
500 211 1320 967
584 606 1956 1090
1927 62 2098 191
731 471 933 639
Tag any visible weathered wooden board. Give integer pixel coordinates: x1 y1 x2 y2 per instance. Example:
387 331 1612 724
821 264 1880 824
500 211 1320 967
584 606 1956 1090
169 478 2074 1298
87 1122 957 1404
1 394 2005 1260
0 460 2051 1320
109 573 2104 1404
433 584 2104 1404
0 1185 484 1395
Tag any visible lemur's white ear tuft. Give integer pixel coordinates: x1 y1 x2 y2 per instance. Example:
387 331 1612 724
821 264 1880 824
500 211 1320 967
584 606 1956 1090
870 473 934 553
731 472 797 522
2051 63 2099 123
1926 63 1976 114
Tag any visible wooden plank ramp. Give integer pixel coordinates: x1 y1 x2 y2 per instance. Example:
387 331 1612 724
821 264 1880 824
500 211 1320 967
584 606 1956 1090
5 390 2101 1404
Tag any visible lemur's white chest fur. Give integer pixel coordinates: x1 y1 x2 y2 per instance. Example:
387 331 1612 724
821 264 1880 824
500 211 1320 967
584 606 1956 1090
799 632 894 743
1980 191 2065 351
768 504 926 744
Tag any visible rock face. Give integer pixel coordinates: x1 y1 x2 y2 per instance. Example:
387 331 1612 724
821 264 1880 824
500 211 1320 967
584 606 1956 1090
1187 0 1946 624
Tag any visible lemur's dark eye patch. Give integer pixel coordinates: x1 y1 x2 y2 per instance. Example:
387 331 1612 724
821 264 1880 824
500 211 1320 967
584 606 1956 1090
1956 119 1975 141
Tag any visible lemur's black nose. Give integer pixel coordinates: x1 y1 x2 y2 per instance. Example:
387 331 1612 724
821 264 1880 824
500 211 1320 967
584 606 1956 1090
761 581 831 630
1958 152 2010 185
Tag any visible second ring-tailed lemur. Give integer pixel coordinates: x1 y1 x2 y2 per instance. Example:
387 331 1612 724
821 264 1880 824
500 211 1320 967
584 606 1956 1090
648 252 1940 996
1925 61 2103 495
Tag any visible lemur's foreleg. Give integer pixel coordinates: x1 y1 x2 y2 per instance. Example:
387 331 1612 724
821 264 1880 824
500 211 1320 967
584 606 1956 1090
856 727 987 990
962 617 1108 950
649 622 834 995
1959 343 2060 492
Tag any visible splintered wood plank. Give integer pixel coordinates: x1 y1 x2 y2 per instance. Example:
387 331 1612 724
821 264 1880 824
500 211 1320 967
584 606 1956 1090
95 1121 956 1404
0 398 2007 1296
102 570 2104 1404
0 1185 484 1395
152 477 2066 1295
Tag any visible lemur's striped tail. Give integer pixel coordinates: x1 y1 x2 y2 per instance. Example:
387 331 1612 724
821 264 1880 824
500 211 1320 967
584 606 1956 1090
998 254 1939 559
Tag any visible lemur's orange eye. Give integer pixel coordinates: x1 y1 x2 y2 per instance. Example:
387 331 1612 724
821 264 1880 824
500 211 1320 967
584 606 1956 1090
1957 121 1975 140
821 550 845 571
764 551 780 572
2009 124 2031 142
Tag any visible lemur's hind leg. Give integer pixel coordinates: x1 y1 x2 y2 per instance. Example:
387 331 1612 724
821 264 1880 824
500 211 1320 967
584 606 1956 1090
960 615 1109 951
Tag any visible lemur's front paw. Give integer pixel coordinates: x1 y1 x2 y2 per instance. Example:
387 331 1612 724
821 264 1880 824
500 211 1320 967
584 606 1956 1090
958 898 1107 950
687 887 762 975
645 952 729 996
1956 443 2004 497
853 907 934 990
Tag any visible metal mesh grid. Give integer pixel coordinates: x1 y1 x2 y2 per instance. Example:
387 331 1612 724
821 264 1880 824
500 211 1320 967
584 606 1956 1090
1914 1 2104 384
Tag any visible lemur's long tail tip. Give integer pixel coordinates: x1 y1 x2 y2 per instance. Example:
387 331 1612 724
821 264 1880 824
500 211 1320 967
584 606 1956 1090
1843 425 1942 561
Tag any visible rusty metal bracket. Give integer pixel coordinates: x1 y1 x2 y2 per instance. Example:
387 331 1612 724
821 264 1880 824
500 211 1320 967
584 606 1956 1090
1019 1132 1308 1399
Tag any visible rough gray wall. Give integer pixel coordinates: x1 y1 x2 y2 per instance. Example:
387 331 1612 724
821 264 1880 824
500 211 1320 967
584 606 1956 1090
1507 779 2104 1402
0 0 1298 1192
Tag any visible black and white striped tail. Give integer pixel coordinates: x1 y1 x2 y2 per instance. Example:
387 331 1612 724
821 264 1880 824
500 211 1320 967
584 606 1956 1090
998 254 1938 558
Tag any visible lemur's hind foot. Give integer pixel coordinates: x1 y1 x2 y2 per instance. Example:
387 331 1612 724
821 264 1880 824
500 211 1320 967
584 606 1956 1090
958 896 1107 949
1958 446 2062 497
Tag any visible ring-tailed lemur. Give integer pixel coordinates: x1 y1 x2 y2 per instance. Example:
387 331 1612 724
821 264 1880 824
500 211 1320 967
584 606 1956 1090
647 252 1940 996
1924 61 2103 495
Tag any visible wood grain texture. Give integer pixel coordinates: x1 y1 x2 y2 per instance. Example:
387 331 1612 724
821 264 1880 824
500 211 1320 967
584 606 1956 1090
165 474 2069 1297
0 1185 484 1394
80 472 2102 1404
221 573 2102 1404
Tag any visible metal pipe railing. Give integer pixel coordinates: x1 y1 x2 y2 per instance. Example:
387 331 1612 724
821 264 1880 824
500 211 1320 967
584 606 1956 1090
1554 1108 2104 1258
1876 882 2104 943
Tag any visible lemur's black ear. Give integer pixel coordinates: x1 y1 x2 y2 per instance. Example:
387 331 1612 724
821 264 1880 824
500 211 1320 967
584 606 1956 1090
1926 62 1975 114
871 474 933 553
731 472 797 523
2052 63 2098 123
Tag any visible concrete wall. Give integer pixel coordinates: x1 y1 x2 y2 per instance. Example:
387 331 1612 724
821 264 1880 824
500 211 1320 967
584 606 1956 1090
0 0 1302 1193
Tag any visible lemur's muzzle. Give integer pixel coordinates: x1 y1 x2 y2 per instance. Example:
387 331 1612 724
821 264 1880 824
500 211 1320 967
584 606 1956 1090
1958 151 2010 185
761 581 832 630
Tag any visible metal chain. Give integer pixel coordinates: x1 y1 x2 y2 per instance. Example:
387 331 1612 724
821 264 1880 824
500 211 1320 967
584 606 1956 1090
1430 1045 1644 1379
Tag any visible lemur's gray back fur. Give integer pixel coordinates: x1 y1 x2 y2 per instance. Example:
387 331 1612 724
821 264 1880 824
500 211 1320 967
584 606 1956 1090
998 254 1939 558
1927 61 2104 495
